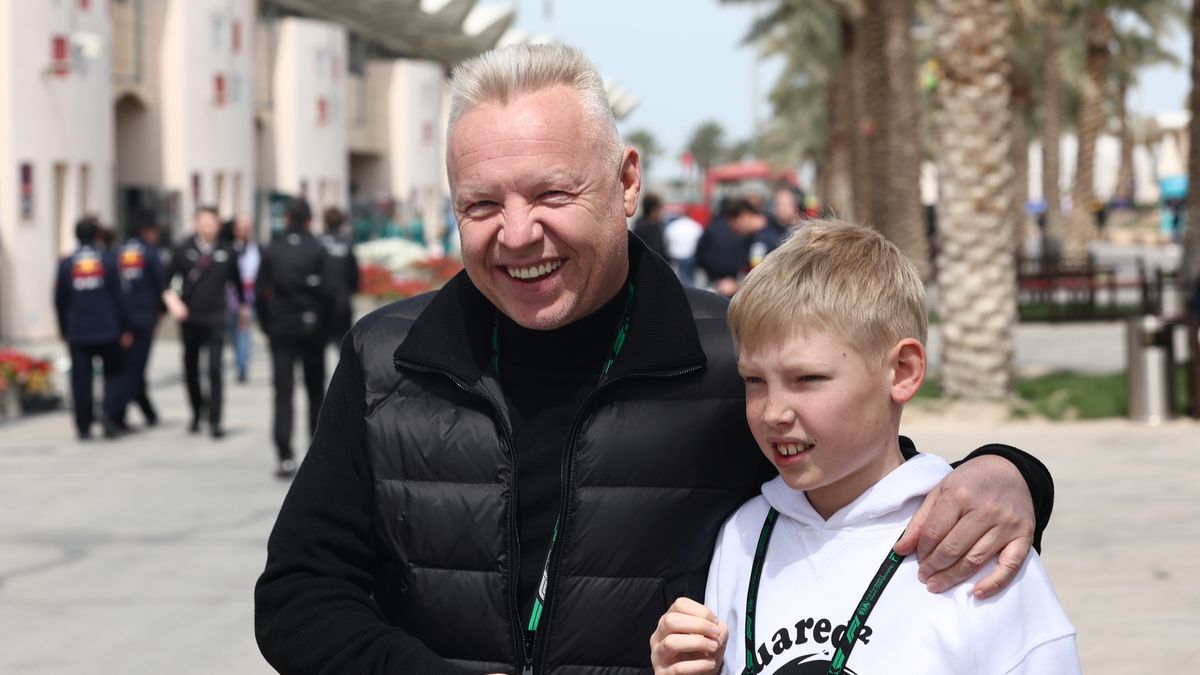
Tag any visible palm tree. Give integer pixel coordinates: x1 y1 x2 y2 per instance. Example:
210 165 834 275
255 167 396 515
685 120 727 174
1062 7 1113 267
931 0 1018 398
1186 0 1200 292
1009 9 1049 252
1109 22 1181 205
1042 0 1066 262
882 0 931 279
1063 0 1183 267
721 0 859 216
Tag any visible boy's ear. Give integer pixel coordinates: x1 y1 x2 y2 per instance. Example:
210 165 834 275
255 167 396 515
889 338 926 405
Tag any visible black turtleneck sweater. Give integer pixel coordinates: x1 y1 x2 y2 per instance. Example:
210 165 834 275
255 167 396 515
494 285 629 630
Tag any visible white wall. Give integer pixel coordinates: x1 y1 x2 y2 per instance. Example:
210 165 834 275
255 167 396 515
163 0 255 229
0 1 113 341
385 59 446 247
268 18 347 231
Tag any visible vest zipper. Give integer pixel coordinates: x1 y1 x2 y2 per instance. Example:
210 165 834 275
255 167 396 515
392 358 528 672
531 363 703 670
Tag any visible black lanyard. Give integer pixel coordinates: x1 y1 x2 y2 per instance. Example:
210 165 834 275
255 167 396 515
742 508 907 675
490 281 635 635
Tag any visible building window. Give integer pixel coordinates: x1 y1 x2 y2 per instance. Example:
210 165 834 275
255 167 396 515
232 20 242 53
214 73 227 106
51 35 70 77
192 172 202 204
212 15 224 50
317 97 328 125
79 0 90 10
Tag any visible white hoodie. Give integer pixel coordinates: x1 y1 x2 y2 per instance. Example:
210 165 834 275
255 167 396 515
705 453 1080 674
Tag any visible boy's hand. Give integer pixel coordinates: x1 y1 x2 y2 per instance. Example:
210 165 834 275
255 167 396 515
650 597 727 675
895 454 1034 599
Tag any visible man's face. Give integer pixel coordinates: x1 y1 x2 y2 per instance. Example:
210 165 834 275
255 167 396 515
448 86 641 330
738 327 901 517
732 210 766 236
773 191 798 224
194 212 219 242
234 217 253 242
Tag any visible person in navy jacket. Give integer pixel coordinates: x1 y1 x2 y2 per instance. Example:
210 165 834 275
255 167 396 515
114 218 166 429
54 216 132 440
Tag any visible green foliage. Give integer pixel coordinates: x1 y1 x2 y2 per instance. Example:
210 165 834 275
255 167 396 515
920 365 1194 420
686 121 727 171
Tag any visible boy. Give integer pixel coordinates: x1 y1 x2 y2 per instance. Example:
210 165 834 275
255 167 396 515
650 221 1079 674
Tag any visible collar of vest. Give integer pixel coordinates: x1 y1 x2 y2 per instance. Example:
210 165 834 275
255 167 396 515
393 233 707 385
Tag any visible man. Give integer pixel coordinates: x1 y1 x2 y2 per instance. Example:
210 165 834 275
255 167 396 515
228 215 261 383
114 217 166 429
163 206 247 439
318 206 360 347
255 198 329 479
696 198 781 297
632 192 669 261
770 187 804 230
256 44 1053 673
54 216 132 440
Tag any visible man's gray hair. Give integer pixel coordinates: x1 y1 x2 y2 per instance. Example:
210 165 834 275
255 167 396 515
447 43 622 164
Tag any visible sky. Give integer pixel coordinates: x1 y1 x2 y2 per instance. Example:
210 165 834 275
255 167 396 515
509 0 1192 174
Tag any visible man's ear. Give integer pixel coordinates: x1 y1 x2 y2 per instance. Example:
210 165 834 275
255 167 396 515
620 147 642 218
890 338 926 405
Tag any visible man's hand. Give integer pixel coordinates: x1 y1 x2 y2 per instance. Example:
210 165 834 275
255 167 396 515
163 291 188 322
713 278 739 298
238 305 251 329
894 454 1034 599
650 597 727 675
119 332 134 349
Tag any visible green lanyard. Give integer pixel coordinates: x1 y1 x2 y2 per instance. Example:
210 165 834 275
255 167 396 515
490 282 635 634
742 508 907 675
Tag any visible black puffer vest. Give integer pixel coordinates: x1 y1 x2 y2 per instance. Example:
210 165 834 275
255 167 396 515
351 240 770 673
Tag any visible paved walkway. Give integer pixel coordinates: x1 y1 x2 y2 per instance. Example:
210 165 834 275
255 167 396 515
1 334 1197 673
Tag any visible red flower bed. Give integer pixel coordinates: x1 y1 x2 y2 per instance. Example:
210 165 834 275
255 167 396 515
359 257 463 301
0 348 53 393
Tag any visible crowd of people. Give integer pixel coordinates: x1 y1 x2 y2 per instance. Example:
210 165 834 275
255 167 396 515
635 187 808 298
52 198 359 478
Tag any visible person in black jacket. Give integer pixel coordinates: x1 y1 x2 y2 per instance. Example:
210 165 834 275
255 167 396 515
318 206 359 347
255 198 329 478
163 206 246 439
255 44 1055 674
113 218 165 429
632 192 669 261
54 216 132 440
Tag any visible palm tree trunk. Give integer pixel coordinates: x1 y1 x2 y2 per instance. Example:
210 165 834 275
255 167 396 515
884 0 932 279
820 16 859 214
1064 10 1112 267
1114 74 1135 205
1185 0 1200 291
825 61 855 217
849 17 871 223
1011 68 1032 252
932 0 1016 399
861 0 890 233
1041 1 1064 260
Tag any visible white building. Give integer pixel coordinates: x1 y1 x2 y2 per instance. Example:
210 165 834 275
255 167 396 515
0 0 114 342
257 17 348 232
113 0 256 238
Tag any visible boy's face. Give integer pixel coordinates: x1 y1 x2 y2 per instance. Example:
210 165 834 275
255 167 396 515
738 327 906 517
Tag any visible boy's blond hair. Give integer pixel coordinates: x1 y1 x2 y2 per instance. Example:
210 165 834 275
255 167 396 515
727 220 927 365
